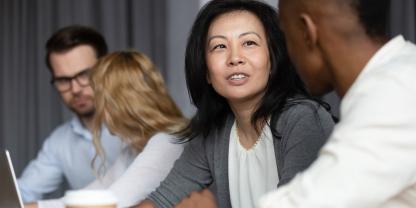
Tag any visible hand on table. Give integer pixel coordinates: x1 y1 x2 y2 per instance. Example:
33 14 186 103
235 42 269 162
175 189 217 208
24 202 38 208
134 199 156 208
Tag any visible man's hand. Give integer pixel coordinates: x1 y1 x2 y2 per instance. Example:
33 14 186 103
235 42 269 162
175 189 218 208
133 199 156 208
24 203 38 208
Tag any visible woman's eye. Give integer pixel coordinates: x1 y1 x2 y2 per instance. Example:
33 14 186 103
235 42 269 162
212 44 226 50
244 40 257 47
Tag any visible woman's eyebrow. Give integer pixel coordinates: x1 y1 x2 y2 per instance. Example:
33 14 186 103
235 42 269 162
239 31 262 39
207 31 262 44
207 35 227 43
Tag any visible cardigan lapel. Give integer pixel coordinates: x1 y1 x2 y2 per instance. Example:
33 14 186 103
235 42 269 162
213 114 234 208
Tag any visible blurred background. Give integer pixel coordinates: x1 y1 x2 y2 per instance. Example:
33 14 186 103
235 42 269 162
0 0 414 179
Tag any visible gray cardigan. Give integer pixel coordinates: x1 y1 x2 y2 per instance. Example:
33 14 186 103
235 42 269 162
148 101 334 208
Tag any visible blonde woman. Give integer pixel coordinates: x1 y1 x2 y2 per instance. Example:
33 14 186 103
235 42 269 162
34 51 187 208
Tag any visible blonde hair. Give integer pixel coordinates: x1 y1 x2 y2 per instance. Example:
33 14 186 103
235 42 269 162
90 51 187 167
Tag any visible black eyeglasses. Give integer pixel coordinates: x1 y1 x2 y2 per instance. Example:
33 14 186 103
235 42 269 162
51 69 90 92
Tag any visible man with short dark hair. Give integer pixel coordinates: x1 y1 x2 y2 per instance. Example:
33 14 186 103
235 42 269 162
259 0 416 207
18 25 123 202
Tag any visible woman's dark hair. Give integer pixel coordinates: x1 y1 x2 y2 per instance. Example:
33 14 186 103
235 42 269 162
45 25 108 73
181 0 327 139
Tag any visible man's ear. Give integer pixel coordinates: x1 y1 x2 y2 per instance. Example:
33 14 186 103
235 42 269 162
299 13 318 49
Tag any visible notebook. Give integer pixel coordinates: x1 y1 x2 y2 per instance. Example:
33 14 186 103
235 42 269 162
0 150 24 208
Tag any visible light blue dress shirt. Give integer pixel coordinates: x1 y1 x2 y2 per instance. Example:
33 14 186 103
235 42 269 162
17 116 124 202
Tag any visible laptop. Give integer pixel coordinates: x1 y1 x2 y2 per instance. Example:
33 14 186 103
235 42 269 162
0 150 24 208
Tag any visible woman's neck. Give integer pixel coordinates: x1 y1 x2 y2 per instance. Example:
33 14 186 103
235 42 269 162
229 101 263 150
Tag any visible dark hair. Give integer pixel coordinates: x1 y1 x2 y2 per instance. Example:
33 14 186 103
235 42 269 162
181 0 323 139
45 25 108 73
350 0 390 37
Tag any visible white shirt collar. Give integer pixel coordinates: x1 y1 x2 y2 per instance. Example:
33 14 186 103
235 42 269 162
360 35 405 77
343 35 406 100
70 116 93 141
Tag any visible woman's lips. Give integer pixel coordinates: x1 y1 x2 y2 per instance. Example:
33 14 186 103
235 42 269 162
227 73 249 86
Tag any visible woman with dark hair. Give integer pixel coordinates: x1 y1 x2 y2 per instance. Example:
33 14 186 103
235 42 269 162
138 0 334 208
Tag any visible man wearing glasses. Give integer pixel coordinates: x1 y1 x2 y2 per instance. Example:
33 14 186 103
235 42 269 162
17 25 123 203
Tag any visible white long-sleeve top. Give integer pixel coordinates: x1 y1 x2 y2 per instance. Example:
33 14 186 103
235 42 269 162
38 132 184 208
258 35 416 208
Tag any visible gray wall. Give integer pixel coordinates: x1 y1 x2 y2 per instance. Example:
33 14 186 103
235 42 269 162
166 0 199 117
391 0 415 42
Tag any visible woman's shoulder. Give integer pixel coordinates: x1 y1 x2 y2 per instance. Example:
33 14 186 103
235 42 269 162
275 98 334 128
281 98 318 114
271 98 334 150
147 132 181 145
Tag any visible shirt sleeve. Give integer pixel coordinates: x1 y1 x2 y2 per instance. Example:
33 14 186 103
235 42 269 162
277 103 334 186
35 155 125 208
86 148 130 190
258 69 416 208
17 136 64 202
106 133 185 207
147 135 213 208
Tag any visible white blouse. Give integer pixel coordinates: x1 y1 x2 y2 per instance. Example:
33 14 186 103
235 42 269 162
228 121 279 208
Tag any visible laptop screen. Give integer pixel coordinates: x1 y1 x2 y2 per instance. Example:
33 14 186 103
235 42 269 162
0 150 24 208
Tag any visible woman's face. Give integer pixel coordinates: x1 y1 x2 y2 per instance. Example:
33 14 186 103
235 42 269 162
205 10 270 106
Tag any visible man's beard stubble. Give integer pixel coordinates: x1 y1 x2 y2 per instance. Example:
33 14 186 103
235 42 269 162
77 108 95 119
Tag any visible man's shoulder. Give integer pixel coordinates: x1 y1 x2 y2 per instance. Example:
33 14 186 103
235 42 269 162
44 118 79 143
366 56 416 92
355 40 416 94
381 41 416 75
